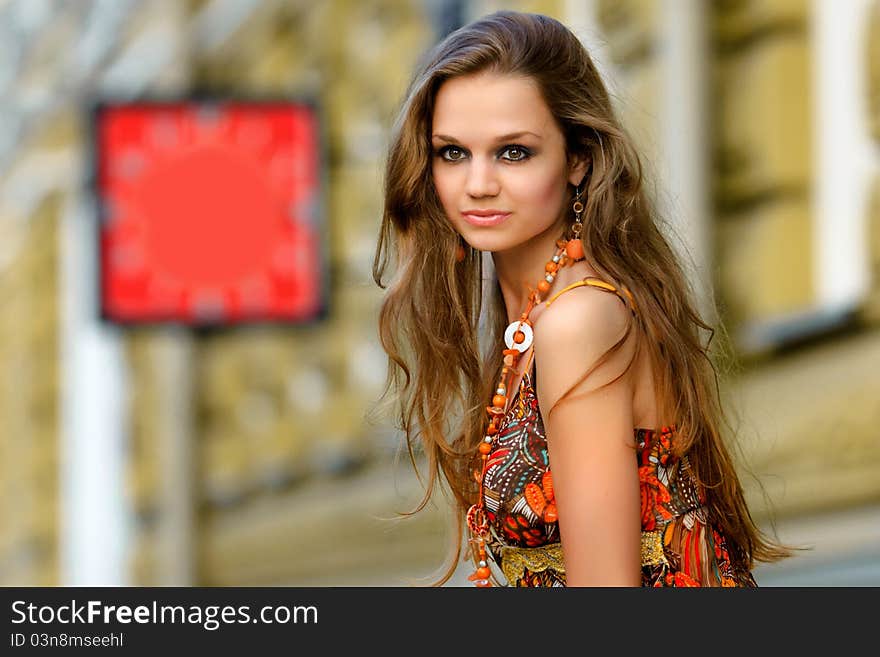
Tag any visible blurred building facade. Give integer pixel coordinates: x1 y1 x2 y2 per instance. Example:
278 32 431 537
0 0 877 586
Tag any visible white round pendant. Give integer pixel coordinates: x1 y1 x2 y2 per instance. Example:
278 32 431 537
504 321 533 352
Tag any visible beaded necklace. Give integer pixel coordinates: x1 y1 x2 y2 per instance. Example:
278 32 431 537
466 235 585 587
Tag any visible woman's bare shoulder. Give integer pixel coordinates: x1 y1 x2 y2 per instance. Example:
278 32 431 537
533 280 632 350
532 282 637 407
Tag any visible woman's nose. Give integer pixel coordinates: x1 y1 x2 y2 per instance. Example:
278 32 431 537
464 158 500 198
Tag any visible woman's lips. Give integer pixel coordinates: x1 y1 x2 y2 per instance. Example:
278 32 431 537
461 211 511 227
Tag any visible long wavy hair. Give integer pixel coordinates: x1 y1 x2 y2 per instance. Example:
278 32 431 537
372 10 790 586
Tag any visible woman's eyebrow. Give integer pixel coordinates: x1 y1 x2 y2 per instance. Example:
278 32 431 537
431 131 542 143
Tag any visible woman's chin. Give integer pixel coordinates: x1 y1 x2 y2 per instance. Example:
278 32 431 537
462 235 516 254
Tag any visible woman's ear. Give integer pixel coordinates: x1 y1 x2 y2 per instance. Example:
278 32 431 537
567 152 590 187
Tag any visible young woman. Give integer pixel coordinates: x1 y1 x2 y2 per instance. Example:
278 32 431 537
373 10 789 587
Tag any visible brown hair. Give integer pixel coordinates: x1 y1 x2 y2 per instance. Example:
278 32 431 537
372 10 789 585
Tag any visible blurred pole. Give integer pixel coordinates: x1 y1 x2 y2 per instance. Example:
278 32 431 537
572 0 712 321
59 182 196 589
660 0 713 322
98 0 196 585
811 0 875 311
59 194 129 586
153 329 196 586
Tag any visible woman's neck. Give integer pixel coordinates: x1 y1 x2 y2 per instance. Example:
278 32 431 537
492 231 597 326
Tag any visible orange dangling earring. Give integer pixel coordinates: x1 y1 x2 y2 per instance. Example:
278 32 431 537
565 183 585 261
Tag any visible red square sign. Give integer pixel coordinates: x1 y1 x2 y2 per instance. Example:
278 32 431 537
95 101 325 326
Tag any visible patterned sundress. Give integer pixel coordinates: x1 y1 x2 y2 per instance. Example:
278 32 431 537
481 278 757 588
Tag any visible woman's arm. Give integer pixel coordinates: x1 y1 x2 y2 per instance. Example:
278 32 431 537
533 288 641 586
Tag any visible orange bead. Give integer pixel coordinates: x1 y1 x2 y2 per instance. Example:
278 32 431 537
476 566 491 579
545 262 558 273
487 424 497 435
456 244 465 262
469 571 493 586
537 280 550 293
565 238 584 261
478 442 492 455
513 331 525 344
492 394 507 408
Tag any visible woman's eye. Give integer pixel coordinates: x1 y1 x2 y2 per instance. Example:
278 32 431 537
440 146 466 161
501 146 529 161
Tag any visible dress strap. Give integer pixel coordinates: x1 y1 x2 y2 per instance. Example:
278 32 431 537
544 276 638 316
521 342 536 376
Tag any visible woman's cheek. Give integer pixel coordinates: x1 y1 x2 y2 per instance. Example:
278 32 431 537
512 171 561 210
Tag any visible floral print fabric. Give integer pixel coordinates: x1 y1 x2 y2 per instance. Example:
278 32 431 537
482 366 756 588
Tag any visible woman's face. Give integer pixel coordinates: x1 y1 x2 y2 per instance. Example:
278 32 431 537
430 71 585 254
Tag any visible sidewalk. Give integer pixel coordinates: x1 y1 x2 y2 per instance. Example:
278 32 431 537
753 503 880 586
